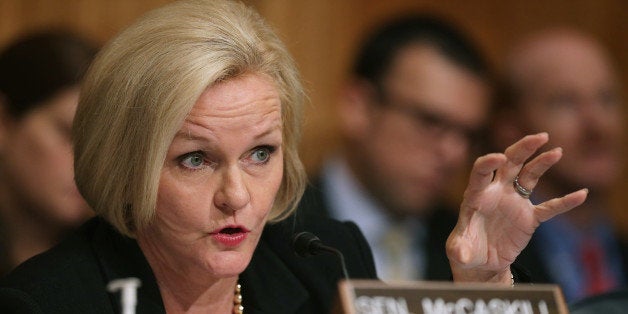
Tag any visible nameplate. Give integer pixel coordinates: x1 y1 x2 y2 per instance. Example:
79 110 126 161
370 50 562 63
336 280 568 314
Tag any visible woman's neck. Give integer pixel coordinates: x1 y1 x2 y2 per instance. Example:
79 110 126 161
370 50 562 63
158 275 237 314
137 235 239 313
156 275 238 313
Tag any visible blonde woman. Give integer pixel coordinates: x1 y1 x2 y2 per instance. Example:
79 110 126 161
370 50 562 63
0 0 587 313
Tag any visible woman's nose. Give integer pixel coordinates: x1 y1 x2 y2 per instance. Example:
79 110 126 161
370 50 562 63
213 166 251 213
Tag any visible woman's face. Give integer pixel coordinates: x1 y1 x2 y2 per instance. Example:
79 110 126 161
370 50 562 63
0 87 92 228
138 73 284 280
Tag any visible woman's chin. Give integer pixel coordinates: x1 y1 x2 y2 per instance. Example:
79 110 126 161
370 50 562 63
205 251 252 278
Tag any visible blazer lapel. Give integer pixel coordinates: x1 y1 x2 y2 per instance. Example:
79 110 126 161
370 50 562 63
91 219 165 313
240 237 309 313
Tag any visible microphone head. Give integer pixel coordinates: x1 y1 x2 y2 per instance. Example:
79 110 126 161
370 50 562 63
292 231 351 280
292 231 322 257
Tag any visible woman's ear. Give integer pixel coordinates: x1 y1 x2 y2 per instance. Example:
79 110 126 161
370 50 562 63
337 79 376 140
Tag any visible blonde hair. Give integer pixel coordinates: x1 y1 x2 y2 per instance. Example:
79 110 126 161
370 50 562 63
73 0 306 237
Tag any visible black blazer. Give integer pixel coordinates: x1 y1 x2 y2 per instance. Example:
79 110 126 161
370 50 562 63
0 215 377 313
299 178 457 281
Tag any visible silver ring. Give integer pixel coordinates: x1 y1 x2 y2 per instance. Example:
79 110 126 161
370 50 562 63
513 176 532 199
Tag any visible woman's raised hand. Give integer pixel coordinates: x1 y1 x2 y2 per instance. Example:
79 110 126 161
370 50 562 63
446 133 588 284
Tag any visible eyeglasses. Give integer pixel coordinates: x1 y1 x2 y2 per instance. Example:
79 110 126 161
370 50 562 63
378 98 483 147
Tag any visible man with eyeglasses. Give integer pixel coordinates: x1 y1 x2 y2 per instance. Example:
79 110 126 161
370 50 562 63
298 14 492 281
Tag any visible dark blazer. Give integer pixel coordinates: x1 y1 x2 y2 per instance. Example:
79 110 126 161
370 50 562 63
298 178 458 281
515 231 628 294
569 288 628 314
0 215 377 313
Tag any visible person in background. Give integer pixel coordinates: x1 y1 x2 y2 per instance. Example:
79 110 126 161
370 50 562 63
491 28 627 303
298 14 492 281
0 31 97 275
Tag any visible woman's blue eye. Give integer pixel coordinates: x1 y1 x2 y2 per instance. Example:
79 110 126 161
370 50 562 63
181 152 205 169
251 147 272 163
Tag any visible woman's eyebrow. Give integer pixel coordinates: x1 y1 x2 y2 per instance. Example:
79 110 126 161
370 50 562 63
253 124 282 140
173 123 281 142
174 129 207 141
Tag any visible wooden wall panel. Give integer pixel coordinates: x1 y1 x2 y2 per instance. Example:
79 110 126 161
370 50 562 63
0 0 174 44
1 0 627 232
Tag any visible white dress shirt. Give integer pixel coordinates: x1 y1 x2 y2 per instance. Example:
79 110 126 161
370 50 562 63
320 156 426 281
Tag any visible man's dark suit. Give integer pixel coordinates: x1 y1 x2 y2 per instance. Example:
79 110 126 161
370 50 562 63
0 215 376 313
298 179 458 281
516 232 628 297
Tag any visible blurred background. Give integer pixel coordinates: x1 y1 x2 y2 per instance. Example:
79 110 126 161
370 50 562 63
1 0 626 231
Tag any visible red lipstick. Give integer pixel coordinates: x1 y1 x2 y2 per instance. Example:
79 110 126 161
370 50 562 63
210 225 249 247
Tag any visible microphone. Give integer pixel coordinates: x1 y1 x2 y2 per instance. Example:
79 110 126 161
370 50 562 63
292 231 350 280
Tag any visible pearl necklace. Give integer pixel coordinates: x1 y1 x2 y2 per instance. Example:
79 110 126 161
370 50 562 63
233 282 243 314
